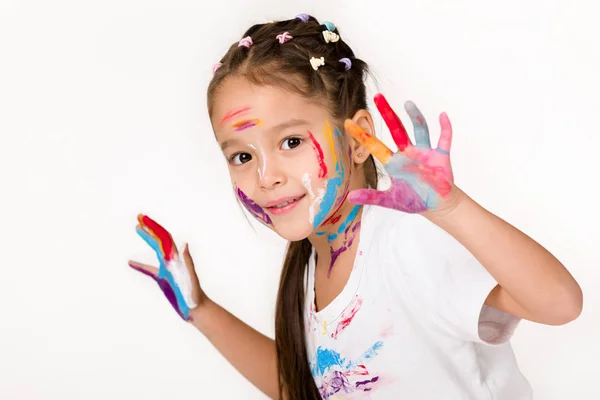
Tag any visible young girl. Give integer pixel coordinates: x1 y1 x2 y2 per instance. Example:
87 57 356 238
128 14 582 400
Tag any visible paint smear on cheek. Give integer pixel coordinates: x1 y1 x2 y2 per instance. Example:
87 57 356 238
313 128 344 228
233 119 262 131
236 187 273 226
303 172 326 225
220 106 251 125
308 131 327 178
324 121 337 164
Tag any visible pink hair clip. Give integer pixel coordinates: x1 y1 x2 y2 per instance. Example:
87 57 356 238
238 36 253 48
276 32 293 44
212 62 223 73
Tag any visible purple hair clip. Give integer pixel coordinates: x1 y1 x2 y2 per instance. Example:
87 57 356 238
212 62 223 73
295 13 310 23
276 32 293 44
339 58 351 71
238 36 253 48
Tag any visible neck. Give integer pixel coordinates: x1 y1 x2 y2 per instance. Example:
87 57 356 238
308 201 364 277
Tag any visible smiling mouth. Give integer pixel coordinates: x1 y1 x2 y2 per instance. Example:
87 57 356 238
267 194 306 209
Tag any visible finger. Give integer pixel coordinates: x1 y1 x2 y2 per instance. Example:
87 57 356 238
344 120 393 165
136 225 170 267
404 101 432 149
128 260 159 279
374 93 411 151
348 188 393 208
182 244 202 294
138 214 177 260
436 112 453 155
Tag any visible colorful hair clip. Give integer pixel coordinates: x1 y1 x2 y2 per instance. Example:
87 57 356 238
323 21 336 32
296 13 310 23
322 31 339 43
276 32 293 44
310 56 325 71
238 36 253 48
338 58 351 71
212 62 223 73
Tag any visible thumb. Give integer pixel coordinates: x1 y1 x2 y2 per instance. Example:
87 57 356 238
182 243 201 290
128 260 159 280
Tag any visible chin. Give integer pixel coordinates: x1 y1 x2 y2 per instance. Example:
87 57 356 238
272 223 313 242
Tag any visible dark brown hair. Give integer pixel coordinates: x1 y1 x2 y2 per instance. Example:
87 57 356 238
207 15 378 400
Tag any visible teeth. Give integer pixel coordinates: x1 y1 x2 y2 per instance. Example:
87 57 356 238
274 198 296 208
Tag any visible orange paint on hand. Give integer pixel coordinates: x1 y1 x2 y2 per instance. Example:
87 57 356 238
344 120 393 164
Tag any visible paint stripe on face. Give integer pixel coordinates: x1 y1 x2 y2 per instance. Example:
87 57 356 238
308 131 327 178
313 128 344 228
303 172 326 225
236 187 273 226
324 120 337 165
220 106 251 125
233 118 262 131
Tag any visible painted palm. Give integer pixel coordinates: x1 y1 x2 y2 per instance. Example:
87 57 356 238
344 94 454 213
129 214 199 320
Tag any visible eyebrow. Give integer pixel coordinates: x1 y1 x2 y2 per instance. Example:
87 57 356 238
219 118 311 150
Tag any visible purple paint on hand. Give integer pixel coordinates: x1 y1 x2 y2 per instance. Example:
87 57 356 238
348 179 428 213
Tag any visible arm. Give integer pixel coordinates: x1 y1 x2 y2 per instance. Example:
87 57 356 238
128 214 281 399
189 300 280 399
344 93 582 326
424 186 583 325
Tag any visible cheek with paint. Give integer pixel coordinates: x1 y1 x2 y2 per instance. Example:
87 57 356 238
309 121 348 229
236 187 273 226
130 215 197 320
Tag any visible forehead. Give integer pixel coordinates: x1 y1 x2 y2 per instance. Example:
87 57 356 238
211 77 331 131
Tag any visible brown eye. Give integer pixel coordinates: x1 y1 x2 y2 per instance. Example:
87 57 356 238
281 137 302 150
231 153 252 165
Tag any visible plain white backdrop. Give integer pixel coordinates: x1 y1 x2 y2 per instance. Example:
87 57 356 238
1 0 598 398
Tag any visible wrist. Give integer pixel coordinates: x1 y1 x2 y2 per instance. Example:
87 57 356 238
422 184 466 223
188 297 215 331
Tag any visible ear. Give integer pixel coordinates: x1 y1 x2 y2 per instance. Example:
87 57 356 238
348 109 375 164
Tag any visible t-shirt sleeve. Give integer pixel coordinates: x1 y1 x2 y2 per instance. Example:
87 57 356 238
383 211 521 345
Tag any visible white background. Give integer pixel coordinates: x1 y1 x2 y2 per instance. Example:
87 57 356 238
1 0 598 398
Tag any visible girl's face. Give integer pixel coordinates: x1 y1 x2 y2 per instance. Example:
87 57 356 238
212 77 364 241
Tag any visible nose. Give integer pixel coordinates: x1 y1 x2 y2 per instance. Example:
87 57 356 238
258 157 286 190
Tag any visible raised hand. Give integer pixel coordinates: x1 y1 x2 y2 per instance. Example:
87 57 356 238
344 93 455 214
128 214 204 321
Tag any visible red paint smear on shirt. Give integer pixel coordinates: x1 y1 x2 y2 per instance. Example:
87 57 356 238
331 296 363 339
220 106 251 125
308 131 327 178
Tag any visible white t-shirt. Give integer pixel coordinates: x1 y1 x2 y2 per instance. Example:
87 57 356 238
304 205 532 399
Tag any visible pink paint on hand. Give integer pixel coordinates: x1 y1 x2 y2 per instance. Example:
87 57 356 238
346 93 455 214
331 296 363 339
220 106 251 125
233 118 262 131
308 131 327 178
